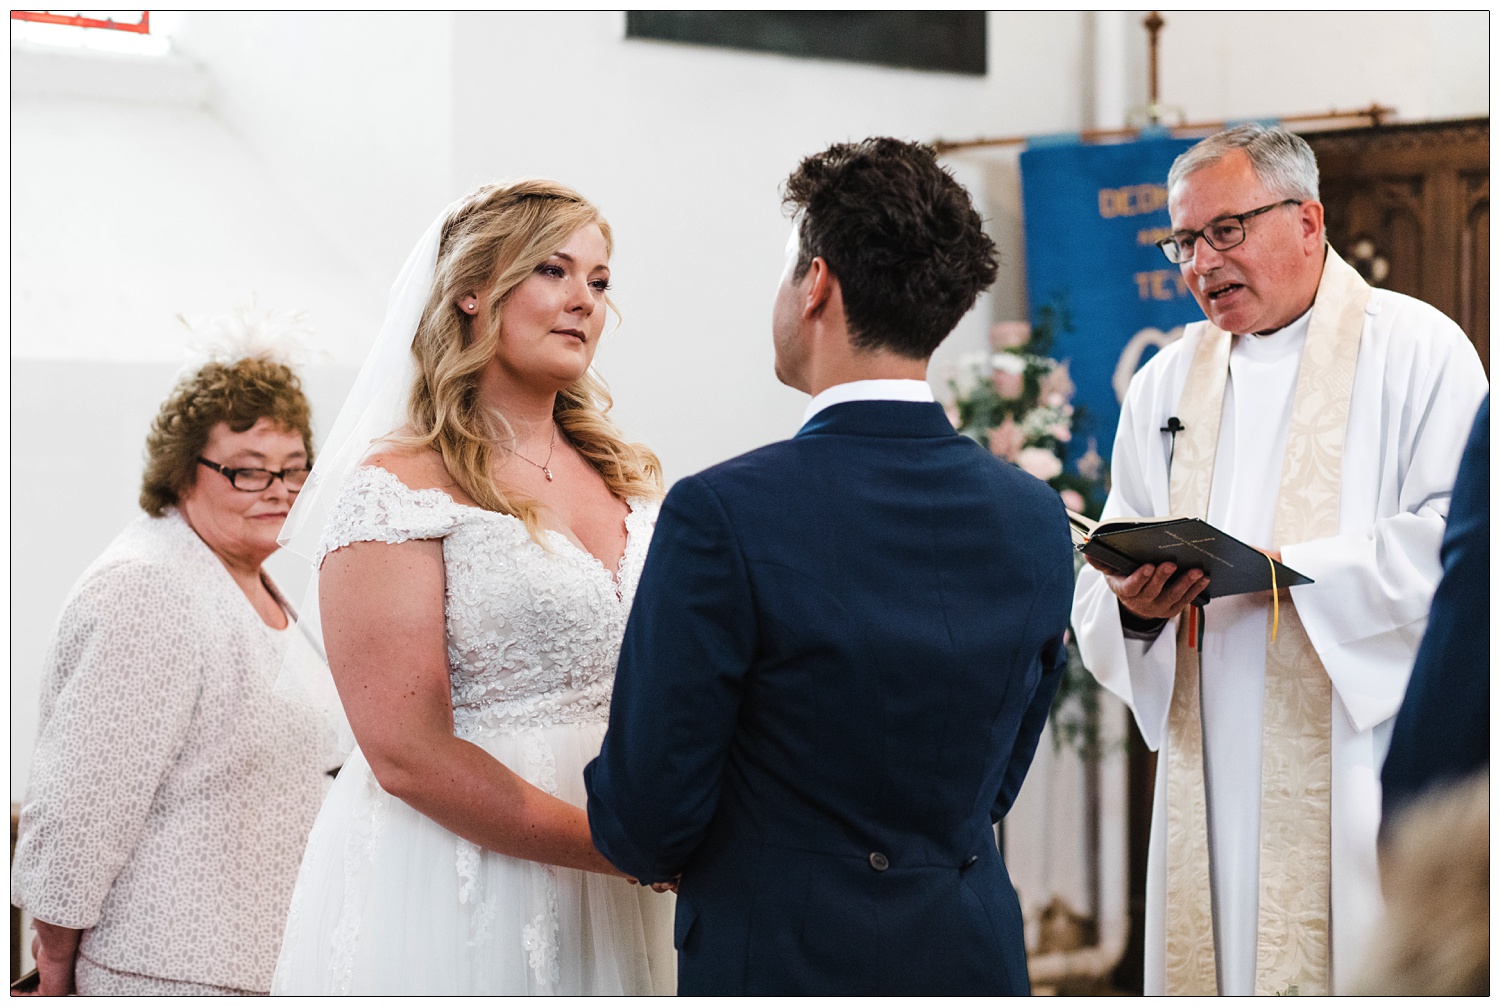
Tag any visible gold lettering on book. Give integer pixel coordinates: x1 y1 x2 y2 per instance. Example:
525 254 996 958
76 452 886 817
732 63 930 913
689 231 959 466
1150 529 1232 566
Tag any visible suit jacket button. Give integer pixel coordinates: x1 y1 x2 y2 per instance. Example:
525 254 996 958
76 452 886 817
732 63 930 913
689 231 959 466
869 852 889 871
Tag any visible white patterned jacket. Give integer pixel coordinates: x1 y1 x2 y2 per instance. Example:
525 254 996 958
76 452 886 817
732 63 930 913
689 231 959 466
12 510 339 992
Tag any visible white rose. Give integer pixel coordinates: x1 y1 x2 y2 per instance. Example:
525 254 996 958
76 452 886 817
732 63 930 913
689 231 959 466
1017 447 1063 481
990 352 1026 374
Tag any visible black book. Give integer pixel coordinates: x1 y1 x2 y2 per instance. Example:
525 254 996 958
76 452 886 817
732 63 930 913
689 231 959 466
1068 512 1313 602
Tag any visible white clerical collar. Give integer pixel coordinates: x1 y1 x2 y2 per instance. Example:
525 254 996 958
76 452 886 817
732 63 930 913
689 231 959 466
1237 306 1312 362
802 379 935 426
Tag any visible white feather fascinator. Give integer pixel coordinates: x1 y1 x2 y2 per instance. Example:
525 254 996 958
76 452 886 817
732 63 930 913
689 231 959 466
175 300 327 375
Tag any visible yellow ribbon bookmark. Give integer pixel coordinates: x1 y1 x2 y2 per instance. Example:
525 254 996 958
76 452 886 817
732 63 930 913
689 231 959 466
1268 553 1280 642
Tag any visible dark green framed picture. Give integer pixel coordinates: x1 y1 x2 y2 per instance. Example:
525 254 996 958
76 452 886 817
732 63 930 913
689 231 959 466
625 12 987 77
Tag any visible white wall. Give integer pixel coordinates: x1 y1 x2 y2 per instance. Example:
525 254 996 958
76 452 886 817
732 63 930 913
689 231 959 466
1156 11 1489 123
11 53 380 364
10 10 1489 803
170 12 457 308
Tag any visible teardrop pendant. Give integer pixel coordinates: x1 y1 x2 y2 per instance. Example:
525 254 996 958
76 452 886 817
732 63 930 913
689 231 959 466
511 425 558 481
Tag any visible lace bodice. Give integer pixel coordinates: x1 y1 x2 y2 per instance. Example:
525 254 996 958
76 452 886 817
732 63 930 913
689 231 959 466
316 465 657 735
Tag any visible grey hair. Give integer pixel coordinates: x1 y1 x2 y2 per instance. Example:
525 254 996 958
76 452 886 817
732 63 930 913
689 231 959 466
1167 123 1320 203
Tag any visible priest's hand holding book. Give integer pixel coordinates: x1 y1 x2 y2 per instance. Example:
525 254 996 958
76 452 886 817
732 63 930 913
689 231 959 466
1070 511 1311 632
1086 554 1210 625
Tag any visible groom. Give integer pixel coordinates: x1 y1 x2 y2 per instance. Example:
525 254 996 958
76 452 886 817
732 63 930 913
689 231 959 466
585 137 1074 995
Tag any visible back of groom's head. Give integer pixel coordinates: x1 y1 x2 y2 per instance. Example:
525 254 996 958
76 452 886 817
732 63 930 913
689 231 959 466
782 138 998 360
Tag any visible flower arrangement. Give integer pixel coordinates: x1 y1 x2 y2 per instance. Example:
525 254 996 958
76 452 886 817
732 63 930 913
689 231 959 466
945 304 1106 518
943 302 1110 755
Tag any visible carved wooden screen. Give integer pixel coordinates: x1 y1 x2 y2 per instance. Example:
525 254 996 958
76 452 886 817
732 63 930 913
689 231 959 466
1306 118 1489 373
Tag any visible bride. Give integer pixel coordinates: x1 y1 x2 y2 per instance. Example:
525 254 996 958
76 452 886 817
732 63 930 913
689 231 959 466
271 181 675 995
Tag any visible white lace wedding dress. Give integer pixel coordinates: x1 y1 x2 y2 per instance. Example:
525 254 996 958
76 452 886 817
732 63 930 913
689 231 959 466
271 466 676 995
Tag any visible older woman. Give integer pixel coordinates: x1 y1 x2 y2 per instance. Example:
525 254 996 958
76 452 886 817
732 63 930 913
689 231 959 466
11 355 339 996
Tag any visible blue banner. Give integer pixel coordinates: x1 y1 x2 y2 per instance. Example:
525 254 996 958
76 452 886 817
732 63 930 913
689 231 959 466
1020 137 1205 473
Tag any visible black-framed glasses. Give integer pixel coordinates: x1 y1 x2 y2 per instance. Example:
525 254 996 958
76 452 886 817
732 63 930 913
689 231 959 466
197 456 310 492
1156 199 1303 264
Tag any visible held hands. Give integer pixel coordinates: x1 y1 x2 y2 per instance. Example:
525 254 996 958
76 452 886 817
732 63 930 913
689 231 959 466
616 861 678 892
1087 555 1209 622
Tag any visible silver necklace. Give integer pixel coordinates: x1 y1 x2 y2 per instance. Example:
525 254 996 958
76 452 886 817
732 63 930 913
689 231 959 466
512 424 557 481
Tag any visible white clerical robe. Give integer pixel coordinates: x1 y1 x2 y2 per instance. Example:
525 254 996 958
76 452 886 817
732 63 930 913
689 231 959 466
1073 288 1487 994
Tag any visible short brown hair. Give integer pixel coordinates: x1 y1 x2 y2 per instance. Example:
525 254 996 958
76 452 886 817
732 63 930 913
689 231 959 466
140 357 314 516
782 137 999 359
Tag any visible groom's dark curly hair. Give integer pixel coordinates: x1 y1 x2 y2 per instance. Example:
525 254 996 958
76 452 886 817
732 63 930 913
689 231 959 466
782 137 998 360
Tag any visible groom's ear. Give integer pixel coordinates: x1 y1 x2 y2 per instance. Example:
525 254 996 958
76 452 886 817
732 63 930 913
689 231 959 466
802 257 836 318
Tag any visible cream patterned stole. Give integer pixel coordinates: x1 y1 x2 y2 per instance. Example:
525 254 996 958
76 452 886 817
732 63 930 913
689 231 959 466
1163 247 1369 995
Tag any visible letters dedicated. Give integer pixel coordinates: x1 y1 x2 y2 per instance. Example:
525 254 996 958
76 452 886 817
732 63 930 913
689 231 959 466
1072 124 1487 995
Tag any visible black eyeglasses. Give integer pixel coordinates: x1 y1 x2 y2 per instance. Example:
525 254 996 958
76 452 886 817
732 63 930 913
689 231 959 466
1156 199 1303 264
197 456 310 492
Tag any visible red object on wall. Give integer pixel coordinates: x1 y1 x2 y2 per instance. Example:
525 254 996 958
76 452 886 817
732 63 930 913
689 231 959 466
11 11 150 34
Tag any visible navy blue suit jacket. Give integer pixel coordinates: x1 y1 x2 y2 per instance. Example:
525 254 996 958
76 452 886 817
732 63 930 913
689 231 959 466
1381 394 1489 824
584 400 1075 995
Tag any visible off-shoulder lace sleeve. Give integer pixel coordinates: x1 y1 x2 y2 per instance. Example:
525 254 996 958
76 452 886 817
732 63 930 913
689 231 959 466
314 465 463 567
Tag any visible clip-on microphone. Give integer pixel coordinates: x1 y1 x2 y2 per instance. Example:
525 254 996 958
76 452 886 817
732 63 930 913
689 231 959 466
1159 416 1206 645
1161 416 1186 468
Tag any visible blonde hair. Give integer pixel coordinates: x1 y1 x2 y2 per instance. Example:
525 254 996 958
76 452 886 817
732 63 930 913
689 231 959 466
401 180 662 539
1351 771 1488 995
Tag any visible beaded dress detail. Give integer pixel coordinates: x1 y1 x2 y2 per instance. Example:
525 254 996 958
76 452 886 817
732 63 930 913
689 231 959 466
271 465 675 995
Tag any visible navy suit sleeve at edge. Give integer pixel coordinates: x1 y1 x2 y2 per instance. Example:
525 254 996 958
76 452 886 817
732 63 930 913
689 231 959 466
992 538 1075 823
1380 395 1490 828
585 475 756 883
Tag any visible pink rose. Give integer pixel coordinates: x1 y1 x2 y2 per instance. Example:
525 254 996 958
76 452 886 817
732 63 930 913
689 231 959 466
991 368 1025 399
1077 439 1104 481
1060 489 1087 514
1047 422 1072 442
944 403 962 430
1038 361 1075 406
989 321 1031 350
987 415 1025 461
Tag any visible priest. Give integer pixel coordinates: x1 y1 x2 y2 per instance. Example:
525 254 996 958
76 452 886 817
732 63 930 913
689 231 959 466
1072 124 1487 996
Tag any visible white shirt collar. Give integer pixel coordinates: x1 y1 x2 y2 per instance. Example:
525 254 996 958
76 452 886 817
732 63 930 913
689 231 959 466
801 379 936 426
